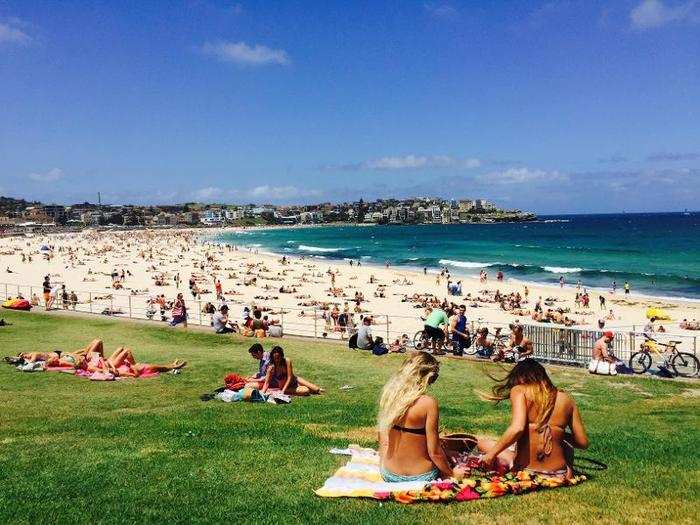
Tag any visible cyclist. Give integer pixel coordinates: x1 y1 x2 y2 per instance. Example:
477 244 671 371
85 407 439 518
423 307 449 355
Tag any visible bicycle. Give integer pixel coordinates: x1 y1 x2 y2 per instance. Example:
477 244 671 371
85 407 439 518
413 327 453 353
629 335 699 378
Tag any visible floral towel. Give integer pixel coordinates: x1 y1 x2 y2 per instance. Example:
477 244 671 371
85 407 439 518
315 445 586 504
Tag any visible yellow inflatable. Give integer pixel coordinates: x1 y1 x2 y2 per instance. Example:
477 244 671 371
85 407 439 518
646 307 671 320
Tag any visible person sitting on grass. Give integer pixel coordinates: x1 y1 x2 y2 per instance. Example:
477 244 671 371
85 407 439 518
473 327 496 358
245 343 271 389
377 352 464 482
479 359 589 480
492 323 533 362
213 305 235 334
261 346 323 396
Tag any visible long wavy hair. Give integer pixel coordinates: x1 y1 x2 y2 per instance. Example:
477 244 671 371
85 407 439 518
377 352 440 431
485 360 557 430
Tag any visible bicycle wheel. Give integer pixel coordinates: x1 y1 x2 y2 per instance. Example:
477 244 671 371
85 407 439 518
629 352 651 374
413 330 426 350
671 352 700 378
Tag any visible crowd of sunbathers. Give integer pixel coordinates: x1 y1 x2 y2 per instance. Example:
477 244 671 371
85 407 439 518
378 352 589 483
5 339 187 379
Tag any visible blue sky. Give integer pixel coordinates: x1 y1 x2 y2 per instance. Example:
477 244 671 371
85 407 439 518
0 0 698 213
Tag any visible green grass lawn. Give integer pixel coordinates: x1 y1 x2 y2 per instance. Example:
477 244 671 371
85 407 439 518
0 309 698 524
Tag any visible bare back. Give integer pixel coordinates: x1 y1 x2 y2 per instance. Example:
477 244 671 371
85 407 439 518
380 395 435 476
514 389 574 473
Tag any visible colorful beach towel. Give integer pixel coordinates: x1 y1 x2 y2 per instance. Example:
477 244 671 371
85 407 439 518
315 445 586 504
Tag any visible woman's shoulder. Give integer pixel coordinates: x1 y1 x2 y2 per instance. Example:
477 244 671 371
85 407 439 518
415 394 438 409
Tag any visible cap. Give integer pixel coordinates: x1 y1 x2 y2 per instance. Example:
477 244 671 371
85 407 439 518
603 331 614 339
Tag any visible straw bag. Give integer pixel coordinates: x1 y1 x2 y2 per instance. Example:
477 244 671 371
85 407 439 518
440 433 478 460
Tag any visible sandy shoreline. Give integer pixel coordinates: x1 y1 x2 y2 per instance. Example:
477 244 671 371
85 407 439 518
1 227 698 342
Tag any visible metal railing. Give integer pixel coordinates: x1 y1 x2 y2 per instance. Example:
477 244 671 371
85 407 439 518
2 281 696 366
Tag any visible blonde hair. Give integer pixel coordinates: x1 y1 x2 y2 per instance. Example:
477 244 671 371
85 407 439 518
377 352 440 431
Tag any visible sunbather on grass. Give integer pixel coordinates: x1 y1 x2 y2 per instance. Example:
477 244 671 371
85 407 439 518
261 346 323 396
377 352 464 482
103 346 187 377
479 359 589 479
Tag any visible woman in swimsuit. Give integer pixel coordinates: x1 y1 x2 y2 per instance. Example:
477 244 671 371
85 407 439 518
261 346 323 396
377 352 463 483
480 359 589 479
104 347 186 377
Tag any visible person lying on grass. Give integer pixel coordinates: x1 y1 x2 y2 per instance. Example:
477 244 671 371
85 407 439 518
260 346 323 396
40 339 186 377
377 352 465 483
478 359 589 480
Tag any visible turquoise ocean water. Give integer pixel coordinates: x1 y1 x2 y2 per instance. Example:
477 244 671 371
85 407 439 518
214 213 700 301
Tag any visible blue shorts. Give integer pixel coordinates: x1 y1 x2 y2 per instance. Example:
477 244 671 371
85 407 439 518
380 466 440 483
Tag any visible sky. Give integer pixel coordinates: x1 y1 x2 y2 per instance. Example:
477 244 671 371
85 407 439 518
0 0 699 214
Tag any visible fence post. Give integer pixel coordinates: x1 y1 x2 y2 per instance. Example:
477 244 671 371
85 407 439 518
385 314 390 342
314 308 318 338
89 292 92 314
280 309 284 334
128 295 132 319
110 296 114 315
4 283 7 299
198 300 202 326
694 336 697 356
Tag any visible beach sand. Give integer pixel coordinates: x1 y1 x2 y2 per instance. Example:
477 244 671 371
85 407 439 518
1 228 698 343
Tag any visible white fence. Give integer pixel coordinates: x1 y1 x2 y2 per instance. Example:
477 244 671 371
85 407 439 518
2 281 696 366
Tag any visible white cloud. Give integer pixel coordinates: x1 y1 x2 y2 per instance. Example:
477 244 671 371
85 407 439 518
200 41 290 66
424 2 459 20
194 186 223 200
324 155 481 171
630 0 699 29
0 20 32 45
485 167 568 184
247 185 322 199
28 168 64 182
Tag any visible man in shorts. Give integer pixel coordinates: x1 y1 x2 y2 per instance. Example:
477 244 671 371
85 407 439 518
424 307 449 355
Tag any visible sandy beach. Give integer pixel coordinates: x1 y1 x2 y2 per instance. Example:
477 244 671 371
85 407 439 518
1 227 698 342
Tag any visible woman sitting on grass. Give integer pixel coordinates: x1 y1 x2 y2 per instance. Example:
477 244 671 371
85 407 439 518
479 359 589 479
261 346 323 396
377 352 462 482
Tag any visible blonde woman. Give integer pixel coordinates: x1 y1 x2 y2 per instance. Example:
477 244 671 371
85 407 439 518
377 352 460 482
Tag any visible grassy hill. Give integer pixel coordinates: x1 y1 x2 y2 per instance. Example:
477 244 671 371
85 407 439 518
0 309 697 524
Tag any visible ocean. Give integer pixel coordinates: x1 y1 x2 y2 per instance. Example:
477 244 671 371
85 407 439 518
213 212 700 301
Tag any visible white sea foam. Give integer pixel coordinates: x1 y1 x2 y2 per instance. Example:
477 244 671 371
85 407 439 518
543 266 583 274
439 259 498 269
298 245 342 253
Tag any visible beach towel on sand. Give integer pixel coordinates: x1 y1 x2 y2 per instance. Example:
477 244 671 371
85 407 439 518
315 445 586 504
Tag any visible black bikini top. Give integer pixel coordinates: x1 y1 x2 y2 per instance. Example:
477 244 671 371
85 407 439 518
392 424 426 435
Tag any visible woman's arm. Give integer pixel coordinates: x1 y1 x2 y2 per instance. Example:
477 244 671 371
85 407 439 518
261 367 272 393
425 398 455 479
282 360 293 392
569 402 589 449
482 387 528 465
